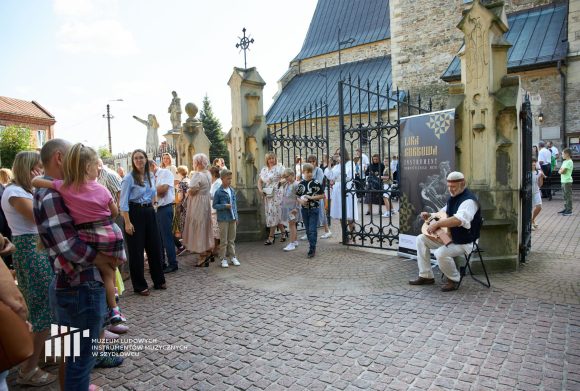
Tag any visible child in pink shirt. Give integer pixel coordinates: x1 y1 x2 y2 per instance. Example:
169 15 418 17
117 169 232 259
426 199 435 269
33 143 126 324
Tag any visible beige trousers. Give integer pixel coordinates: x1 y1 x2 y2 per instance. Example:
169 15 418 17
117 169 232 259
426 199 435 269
218 221 237 260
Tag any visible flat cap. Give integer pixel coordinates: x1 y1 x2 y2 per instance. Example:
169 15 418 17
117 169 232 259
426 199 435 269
446 171 465 182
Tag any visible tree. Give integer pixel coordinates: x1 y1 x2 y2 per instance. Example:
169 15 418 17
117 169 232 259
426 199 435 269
97 145 113 160
0 125 32 168
200 95 230 167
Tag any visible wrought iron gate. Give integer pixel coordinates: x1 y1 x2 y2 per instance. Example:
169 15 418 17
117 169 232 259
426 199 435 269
338 76 432 249
520 94 533 263
266 101 330 224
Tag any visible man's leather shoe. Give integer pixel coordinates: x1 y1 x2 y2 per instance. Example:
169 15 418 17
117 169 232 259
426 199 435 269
163 265 178 273
409 276 435 285
441 280 459 292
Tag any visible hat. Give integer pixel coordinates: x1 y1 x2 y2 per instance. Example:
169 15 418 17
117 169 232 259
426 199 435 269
446 171 465 182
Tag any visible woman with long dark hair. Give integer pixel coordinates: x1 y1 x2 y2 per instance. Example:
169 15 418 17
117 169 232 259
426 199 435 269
119 149 165 296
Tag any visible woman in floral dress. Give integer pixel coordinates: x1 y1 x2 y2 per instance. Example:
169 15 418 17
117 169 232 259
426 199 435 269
257 152 285 245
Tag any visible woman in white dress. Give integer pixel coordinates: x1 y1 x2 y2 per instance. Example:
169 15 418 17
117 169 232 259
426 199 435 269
325 150 358 240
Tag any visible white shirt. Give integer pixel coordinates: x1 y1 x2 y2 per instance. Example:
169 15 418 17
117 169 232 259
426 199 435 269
538 148 552 166
390 159 398 173
440 198 478 230
550 146 559 158
210 178 222 198
155 168 175 206
225 186 235 219
1 185 37 235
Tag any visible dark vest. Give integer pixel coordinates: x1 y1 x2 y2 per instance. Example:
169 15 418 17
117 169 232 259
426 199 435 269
446 188 482 244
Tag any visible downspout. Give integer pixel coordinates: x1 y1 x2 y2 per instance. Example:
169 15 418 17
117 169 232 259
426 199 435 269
557 60 566 147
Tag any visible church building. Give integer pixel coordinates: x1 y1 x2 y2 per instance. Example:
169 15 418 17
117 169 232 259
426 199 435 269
266 0 579 160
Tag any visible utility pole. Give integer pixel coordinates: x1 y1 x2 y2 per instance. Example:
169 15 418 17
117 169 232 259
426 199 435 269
103 104 113 153
103 99 123 154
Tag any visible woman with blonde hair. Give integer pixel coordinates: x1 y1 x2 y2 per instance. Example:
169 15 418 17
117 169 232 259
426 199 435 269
182 153 214 266
0 168 12 186
1 151 56 387
258 151 285 245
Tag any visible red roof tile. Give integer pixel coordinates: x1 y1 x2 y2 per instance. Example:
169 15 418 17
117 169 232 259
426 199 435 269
0 96 55 121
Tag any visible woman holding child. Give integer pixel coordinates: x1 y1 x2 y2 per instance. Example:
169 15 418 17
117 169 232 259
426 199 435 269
1 151 56 386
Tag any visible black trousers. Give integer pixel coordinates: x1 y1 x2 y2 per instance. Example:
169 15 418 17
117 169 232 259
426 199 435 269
540 164 551 199
126 204 165 292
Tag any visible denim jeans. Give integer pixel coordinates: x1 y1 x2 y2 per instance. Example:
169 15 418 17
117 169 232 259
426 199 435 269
301 207 319 252
156 204 177 268
0 371 8 391
49 278 106 391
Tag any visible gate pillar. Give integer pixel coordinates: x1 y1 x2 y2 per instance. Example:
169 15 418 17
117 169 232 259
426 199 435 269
226 67 268 241
448 0 523 271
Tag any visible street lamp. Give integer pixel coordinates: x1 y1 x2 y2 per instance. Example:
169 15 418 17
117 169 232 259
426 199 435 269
103 99 123 153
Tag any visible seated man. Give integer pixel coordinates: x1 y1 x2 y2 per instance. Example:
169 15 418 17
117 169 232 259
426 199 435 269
409 171 482 292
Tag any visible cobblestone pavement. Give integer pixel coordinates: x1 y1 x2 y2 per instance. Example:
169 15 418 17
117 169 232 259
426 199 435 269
8 195 579 390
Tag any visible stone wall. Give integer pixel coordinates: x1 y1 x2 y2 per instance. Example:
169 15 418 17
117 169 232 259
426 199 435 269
295 40 391 73
519 68 563 137
567 0 580 141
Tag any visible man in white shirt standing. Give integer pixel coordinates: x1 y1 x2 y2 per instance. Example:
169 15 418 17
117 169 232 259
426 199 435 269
150 160 178 273
390 155 399 182
537 141 553 200
547 141 559 160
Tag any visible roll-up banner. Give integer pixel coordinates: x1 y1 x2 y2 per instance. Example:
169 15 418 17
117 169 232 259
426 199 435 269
398 109 456 257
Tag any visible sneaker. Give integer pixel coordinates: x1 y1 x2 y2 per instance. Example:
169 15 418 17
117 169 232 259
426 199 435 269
176 247 188 257
307 250 315 258
103 329 119 340
293 241 299 247
107 323 129 334
163 265 178 273
108 307 126 325
382 211 391 217
391 209 398 215
221 259 229 268
531 225 536 231
320 231 332 239
563 211 572 216
299 234 308 241
231 257 241 266
283 243 296 251
557 209 567 214
94 355 124 368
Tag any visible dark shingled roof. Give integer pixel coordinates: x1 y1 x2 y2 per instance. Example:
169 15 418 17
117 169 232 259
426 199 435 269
442 3 568 81
266 56 393 124
294 0 390 61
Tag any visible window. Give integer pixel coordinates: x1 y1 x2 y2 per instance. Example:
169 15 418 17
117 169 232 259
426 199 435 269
0 125 5 133
36 130 46 147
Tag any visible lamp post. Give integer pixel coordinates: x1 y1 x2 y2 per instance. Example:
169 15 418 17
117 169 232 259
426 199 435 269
103 99 123 153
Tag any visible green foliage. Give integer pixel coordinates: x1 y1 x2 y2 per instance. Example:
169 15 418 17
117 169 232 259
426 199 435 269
0 125 32 168
97 145 113 159
200 95 230 167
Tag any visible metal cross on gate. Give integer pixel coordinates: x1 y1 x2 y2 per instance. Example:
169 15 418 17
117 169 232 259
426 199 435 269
235 27 254 69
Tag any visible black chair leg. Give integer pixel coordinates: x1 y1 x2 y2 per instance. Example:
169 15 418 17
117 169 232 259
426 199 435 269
466 247 491 288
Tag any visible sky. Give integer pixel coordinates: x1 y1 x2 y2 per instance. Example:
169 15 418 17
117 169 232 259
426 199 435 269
0 0 317 154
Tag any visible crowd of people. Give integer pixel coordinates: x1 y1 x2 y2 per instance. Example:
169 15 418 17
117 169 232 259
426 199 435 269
531 141 574 230
0 140 240 390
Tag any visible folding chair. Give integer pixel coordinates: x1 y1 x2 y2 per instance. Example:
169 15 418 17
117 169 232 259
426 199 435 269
457 239 491 288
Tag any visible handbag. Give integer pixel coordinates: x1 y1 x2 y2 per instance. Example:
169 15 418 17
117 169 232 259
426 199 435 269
262 186 274 197
0 300 34 372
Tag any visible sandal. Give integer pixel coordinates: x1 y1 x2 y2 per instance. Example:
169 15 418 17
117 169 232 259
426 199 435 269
17 367 57 387
264 236 274 245
136 289 150 296
280 231 289 242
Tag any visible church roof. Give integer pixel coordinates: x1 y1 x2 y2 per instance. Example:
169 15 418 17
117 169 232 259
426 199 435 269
266 56 393 124
442 3 568 81
294 0 390 61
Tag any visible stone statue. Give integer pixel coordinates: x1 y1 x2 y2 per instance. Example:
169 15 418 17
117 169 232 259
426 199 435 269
183 103 202 133
133 114 160 153
168 91 182 130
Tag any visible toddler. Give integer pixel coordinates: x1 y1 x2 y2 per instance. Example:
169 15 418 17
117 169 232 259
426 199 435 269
280 169 300 251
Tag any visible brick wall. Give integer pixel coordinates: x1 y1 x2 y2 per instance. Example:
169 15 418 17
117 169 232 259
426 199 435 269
0 118 53 149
